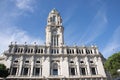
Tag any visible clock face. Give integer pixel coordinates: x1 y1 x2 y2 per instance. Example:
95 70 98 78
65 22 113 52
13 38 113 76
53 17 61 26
53 29 57 34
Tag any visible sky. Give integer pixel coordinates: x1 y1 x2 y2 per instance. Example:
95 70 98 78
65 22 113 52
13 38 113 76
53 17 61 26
0 0 120 58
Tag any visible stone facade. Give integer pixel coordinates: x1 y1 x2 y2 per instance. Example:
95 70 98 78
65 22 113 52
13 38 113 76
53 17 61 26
0 9 107 80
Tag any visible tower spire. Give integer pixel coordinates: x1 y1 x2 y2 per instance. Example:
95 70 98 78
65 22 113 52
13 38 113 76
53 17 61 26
46 9 64 47
47 9 62 26
50 8 59 14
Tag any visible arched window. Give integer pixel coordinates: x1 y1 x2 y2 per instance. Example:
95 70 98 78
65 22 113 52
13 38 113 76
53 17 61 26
76 49 78 54
57 49 59 54
90 50 93 54
86 49 90 54
70 49 71 54
28 49 30 53
67 49 69 54
41 49 43 53
31 49 33 53
24 48 27 53
72 49 74 54
81 49 83 54
52 16 56 22
51 49 53 54
21 48 23 53
51 63 58 75
54 49 56 53
38 49 40 53
18 48 20 53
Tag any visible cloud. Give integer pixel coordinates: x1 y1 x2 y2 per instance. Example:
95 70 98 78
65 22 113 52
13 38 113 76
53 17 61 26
15 0 36 12
63 5 78 25
79 6 108 44
0 0 43 54
102 26 120 58
0 27 44 54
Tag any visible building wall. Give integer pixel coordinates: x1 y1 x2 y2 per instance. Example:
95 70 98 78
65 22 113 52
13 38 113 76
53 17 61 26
0 45 107 80
0 9 107 80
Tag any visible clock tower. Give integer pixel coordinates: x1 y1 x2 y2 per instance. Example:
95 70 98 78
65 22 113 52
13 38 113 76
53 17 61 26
46 9 64 47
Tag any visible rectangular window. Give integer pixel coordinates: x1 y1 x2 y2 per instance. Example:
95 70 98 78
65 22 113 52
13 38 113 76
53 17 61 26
53 69 58 75
54 36 56 46
23 68 29 76
11 67 17 75
70 68 75 75
51 36 53 46
91 67 96 75
35 68 40 76
57 49 59 54
51 49 53 54
53 16 56 22
80 68 86 75
57 36 58 46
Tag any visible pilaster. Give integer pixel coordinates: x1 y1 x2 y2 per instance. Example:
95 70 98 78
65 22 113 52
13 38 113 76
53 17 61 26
85 57 91 75
30 56 34 77
18 56 23 76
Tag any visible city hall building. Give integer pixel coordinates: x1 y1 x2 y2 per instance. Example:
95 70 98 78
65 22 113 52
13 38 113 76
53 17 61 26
0 9 107 80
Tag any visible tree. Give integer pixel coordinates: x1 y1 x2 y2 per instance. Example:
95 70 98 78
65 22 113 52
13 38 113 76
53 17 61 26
0 64 10 80
104 51 120 78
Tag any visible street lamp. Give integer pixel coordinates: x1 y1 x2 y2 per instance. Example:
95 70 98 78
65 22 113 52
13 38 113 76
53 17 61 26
117 69 120 77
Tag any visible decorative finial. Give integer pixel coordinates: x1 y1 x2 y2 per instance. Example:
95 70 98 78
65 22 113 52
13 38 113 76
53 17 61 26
15 41 17 44
91 44 94 47
11 42 13 45
74 43 76 46
34 42 36 44
50 8 58 14
25 42 27 44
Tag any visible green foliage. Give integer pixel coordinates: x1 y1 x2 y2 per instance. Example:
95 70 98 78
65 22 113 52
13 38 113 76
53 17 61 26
0 64 6 70
0 64 10 78
104 52 120 78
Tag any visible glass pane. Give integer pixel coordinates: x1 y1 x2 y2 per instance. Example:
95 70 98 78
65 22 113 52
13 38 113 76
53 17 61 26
53 16 56 22
53 69 58 75
23 68 28 75
81 68 86 75
91 67 96 75
71 68 75 75
35 68 40 76
11 67 17 75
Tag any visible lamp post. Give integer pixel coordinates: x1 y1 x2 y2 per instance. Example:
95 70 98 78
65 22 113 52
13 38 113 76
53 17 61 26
61 76 65 80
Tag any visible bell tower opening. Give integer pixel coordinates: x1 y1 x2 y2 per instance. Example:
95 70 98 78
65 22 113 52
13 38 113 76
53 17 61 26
45 9 64 47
